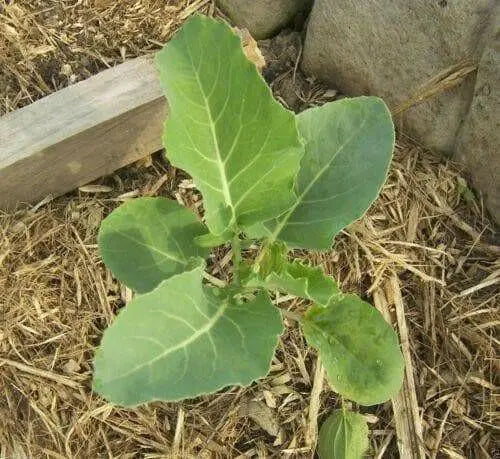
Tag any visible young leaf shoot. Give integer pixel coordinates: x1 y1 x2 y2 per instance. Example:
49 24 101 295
317 409 369 459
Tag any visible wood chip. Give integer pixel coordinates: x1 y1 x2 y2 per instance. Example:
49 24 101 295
78 185 113 193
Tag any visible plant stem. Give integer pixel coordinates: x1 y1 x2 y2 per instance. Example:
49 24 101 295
232 234 242 286
252 240 270 274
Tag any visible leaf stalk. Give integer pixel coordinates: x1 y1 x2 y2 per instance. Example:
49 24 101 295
232 234 242 286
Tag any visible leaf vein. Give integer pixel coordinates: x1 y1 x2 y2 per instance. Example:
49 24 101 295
101 300 230 384
111 230 185 264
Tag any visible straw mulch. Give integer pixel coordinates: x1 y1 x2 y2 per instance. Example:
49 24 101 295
0 0 214 115
1 1 499 458
1 144 498 458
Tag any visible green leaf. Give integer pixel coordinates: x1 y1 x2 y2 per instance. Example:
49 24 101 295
194 231 232 248
155 15 303 234
93 261 283 406
245 260 340 306
243 222 270 240
98 197 209 293
301 294 404 405
317 409 369 459
263 97 394 249
256 241 288 278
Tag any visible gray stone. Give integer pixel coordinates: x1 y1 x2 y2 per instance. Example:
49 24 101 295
456 34 500 223
302 0 499 221
216 0 312 39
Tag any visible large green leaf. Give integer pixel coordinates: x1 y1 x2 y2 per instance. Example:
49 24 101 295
93 262 283 406
261 97 394 249
245 260 340 306
317 409 369 459
155 15 303 234
98 197 209 293
301 294 404 405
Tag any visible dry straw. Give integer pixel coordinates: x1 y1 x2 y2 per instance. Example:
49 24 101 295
1 138 497 458
1 0 498 457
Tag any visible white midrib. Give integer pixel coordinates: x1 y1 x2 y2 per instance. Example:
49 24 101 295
188 48 235 220
102 299 229 384
267 113 370 244
115 231 185 264
202 89 234 212
341 412 348 454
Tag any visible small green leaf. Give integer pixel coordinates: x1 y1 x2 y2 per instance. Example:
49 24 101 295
301 294 404 405
194 231 232 248
264 97 394 249
256 241 288 278
98 197 209 293
245 260 340 306
318 409 369 459
156 15 303 234
93 261 283 406
456 176 476 204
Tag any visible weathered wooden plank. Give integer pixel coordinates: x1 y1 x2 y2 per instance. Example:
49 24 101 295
0 56 166 209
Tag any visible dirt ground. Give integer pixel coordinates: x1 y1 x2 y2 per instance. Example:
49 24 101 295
1 1 499 457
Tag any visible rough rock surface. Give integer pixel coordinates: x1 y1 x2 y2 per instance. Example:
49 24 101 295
216 0 312 39
302 0 499 222
456 33 500 223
